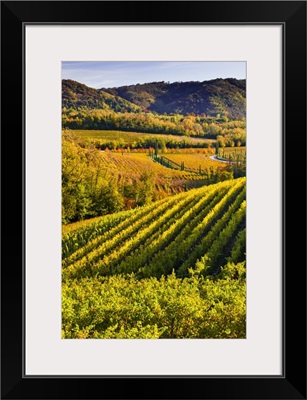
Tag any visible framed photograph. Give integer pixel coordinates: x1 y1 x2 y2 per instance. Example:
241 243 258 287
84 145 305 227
1 1 306 399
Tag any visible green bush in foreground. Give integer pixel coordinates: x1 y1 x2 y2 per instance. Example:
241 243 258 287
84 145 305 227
62 261 246 339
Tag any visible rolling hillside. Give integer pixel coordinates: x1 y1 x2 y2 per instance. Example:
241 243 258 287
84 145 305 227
62 177 246 339
62 177 246 280
62 78 246 118
62 79 143 112
105 78 246 118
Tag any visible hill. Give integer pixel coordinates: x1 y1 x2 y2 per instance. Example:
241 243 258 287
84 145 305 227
105 78 246 118
63 78 246 118
62 79 143 113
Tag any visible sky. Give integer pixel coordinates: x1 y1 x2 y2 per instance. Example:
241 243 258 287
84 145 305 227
62 61 246 89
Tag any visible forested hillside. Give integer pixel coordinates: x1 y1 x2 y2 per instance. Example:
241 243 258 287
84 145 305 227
63 78 246 118
62 79 143 112
105 78 246 118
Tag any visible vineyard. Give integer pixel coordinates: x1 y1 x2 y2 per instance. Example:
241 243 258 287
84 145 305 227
62 72 247 340
69 129 215 149
96 151 205 182
160 153 227 173
86 151 208 199
63 177 246 279
221 146 246 156
62 178 246 339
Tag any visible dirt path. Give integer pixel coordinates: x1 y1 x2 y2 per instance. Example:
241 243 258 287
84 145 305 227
209 155 230 163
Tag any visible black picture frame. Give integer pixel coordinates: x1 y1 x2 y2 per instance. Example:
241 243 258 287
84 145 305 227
1 1 306 399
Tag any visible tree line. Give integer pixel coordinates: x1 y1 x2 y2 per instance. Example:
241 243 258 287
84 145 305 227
62 108 246 145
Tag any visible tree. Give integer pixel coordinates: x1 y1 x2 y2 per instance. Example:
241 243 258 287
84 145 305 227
154 140 158 157
215 140 219 156
136 170 157 206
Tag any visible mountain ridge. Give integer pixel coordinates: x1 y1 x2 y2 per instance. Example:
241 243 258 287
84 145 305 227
63 78 246 119
62 79 143 113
